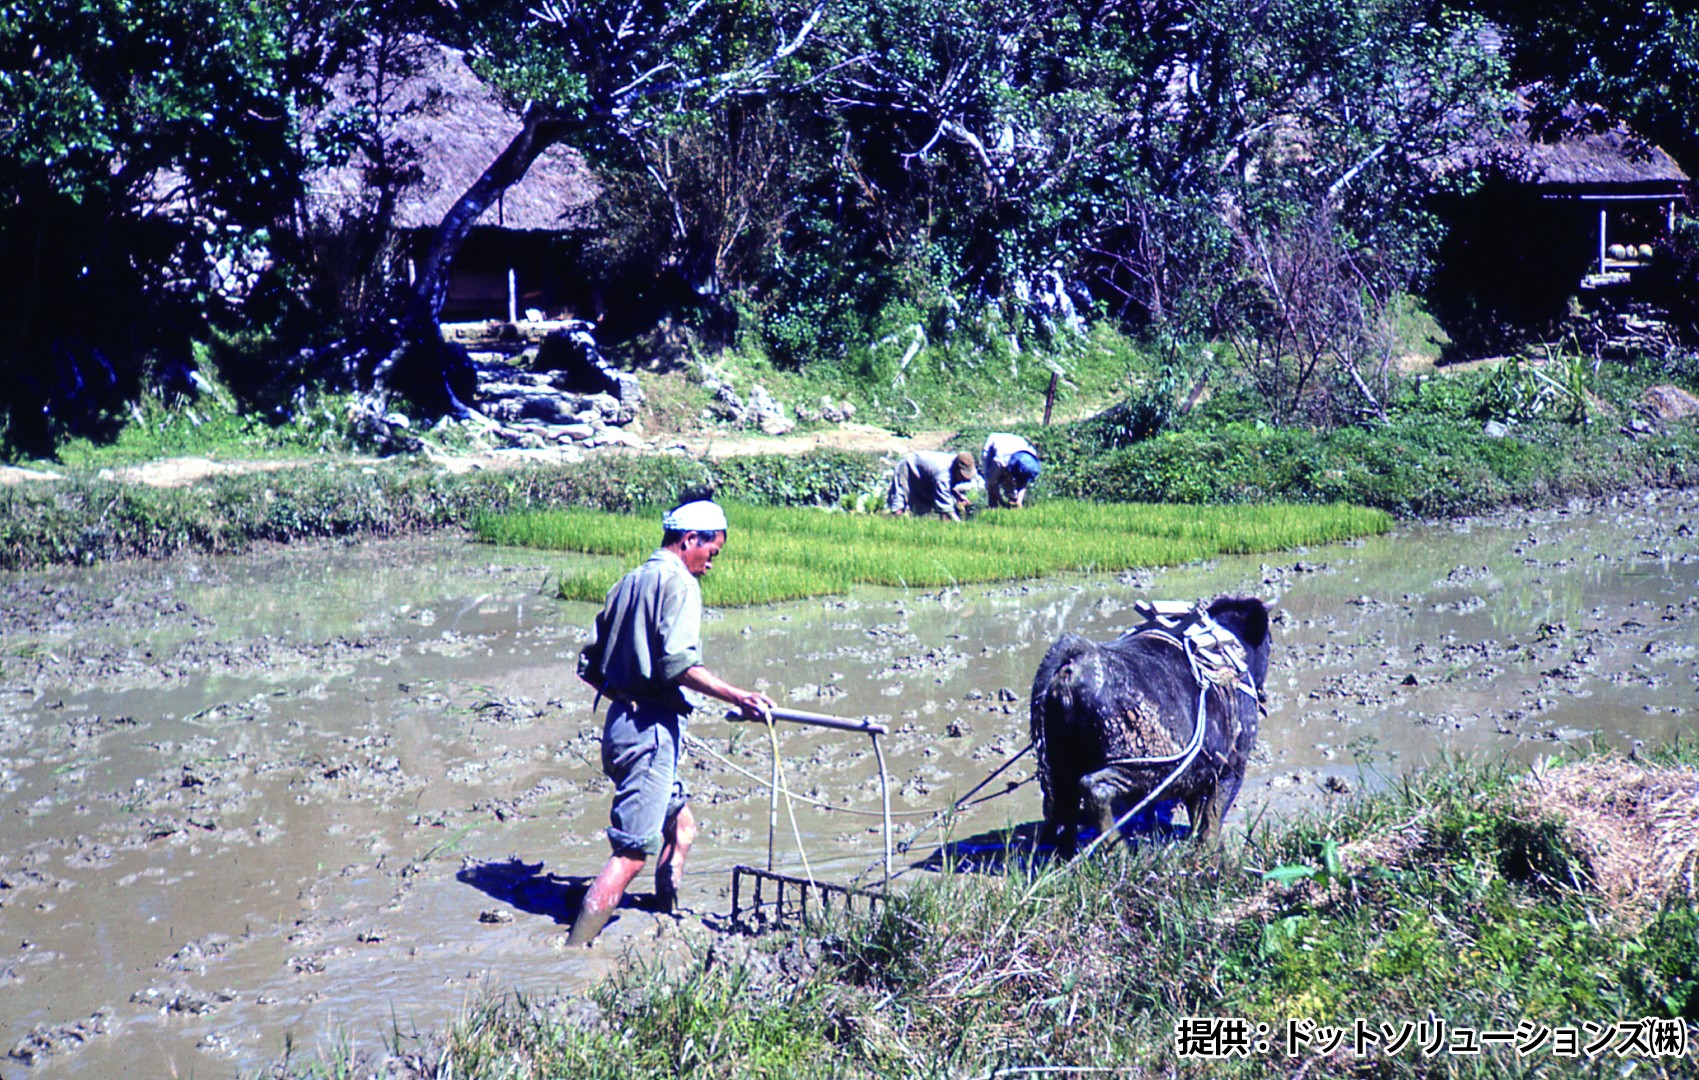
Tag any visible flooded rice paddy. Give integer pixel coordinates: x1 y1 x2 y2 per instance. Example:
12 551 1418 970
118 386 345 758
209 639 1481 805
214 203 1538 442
1 490 1696 1077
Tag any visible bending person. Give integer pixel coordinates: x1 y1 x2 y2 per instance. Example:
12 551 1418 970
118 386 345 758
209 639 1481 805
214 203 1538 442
982 432 1042 509
886 450 978 520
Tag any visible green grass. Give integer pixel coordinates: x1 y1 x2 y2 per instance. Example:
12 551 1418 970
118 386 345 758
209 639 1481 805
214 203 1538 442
473 499 1393 606
275 746 1699 1078
49 371 367 470
674 315 1152 432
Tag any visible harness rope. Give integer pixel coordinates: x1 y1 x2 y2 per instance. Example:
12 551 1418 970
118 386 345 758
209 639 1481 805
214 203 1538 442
865 740 1035 885
954 604 1260 975
1070 601 1260 860
764 718 815 885
684 733 942 817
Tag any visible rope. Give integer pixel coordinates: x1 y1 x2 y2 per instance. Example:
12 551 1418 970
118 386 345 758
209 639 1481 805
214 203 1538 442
858 741 1036 886
950 630 1219 989
1067 673 1207 863
766 719 816 885
684 734 1033 820
872 733 893 885
683 734 941 817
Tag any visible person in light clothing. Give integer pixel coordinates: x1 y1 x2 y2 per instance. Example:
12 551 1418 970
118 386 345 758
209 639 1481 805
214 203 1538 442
886 450 978 520
568 499 773 946
982 432 1042 508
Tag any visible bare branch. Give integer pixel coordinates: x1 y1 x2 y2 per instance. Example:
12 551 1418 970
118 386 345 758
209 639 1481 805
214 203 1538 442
1326 138 1389 203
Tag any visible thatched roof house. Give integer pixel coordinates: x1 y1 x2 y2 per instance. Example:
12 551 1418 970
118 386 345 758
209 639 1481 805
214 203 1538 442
1451 99 1690 284
304 41 599 320
1510 119 1688 195
1430 97 1691 344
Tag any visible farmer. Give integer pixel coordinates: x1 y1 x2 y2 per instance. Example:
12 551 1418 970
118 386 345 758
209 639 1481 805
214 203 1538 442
982 432 1043 509
568 499 774 947
885 450 978 520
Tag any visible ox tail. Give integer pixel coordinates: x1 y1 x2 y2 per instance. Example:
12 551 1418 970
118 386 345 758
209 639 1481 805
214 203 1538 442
1030 633 1099 833
1029 634 1097 734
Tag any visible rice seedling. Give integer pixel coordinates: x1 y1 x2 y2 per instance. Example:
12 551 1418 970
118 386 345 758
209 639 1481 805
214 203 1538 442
476 500 1393 607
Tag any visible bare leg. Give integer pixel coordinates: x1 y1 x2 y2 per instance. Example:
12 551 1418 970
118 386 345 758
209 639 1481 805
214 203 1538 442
566 852 646 947
654 805 697 912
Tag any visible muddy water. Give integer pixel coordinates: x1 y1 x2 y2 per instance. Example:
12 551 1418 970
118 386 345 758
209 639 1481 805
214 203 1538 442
2 491 1696 1077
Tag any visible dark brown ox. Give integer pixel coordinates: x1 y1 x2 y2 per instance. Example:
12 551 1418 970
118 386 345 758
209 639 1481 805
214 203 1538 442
1029 596 1271 850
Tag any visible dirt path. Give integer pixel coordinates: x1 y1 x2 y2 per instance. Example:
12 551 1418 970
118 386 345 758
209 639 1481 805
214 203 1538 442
655 422 952 460
0 425 954 489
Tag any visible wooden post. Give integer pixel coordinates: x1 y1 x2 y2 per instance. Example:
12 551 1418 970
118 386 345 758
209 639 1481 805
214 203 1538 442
1599 207 1608 274
1042 370 1059 426
506 268 518 324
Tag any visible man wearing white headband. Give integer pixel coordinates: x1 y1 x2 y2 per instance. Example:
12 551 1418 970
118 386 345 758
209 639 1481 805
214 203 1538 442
568 499 773 946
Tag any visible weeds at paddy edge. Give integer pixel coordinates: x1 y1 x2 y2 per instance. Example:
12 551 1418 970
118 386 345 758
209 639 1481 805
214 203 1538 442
276 747 1699 1078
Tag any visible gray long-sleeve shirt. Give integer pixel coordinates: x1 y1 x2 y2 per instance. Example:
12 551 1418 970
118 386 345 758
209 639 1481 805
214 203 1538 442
577 548 702 712
887 450 973 517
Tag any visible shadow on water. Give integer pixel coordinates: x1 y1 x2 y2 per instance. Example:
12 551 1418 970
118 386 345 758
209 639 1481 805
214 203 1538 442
456 857 590 924
917 805 1189 875
456 857 682 925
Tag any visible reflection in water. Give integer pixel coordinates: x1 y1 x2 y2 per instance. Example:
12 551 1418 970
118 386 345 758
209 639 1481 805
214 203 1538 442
0 490 1695 1075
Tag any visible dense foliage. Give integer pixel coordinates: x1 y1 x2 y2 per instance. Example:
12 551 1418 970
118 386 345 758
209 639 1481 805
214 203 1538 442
0 0 394 452
13 0 1699 457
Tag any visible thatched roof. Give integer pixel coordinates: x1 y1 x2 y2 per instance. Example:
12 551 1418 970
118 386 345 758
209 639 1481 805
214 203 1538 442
1456 96 1689 195
1514 118 1688 190
305 42 597 233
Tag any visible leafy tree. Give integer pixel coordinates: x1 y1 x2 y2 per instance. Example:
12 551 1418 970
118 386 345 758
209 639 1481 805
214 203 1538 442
0 0 373 455
774 0 1505 364
286 15 440 332
1201 1 1510 425
583 94 831 346
369 0 828 412
1461 0 1699 177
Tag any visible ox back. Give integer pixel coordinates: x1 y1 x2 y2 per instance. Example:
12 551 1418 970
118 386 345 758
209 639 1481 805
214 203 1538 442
1029 596 1271 849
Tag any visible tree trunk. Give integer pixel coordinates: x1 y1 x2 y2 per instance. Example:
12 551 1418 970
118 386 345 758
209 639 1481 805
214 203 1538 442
373 109 579 415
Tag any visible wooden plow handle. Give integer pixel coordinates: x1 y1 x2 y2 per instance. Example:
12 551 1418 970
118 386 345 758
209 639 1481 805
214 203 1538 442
723 706 894 887
724 706 890 736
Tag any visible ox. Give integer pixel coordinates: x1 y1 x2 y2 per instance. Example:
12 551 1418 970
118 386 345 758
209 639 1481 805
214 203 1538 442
1029 596 1271 850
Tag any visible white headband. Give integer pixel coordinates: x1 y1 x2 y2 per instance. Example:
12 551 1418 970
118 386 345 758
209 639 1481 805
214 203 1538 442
662 500 728 533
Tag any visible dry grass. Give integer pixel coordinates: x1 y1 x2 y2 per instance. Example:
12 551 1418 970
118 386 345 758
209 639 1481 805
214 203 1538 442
1523 757 1699 921
1226 755 1699 926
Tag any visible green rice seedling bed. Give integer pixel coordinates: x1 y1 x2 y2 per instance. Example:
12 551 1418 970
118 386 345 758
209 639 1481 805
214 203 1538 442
474 500 1392 607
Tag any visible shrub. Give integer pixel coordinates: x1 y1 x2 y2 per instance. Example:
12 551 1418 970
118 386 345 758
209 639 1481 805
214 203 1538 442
711 452 885 507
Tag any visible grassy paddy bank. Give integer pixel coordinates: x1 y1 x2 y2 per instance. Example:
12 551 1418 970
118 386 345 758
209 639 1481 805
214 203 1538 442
281 746 1699 1079
473 500 1394 606
5 383 1697 571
